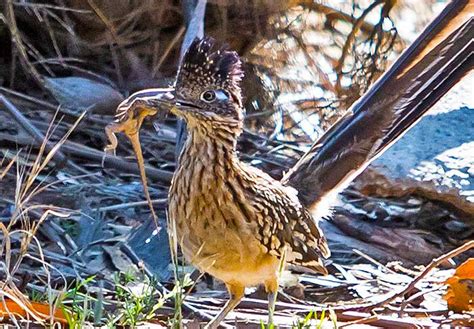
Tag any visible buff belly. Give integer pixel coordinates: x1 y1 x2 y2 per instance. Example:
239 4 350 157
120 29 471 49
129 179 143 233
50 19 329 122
175 217 279 287
169 188 279 287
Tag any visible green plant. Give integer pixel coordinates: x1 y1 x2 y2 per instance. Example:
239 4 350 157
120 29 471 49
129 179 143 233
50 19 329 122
29 289 48 303
58 218 79 237
166 209 194 328
58 275 96 329
168 271 193 328
110 270 180 327
293 308 337 329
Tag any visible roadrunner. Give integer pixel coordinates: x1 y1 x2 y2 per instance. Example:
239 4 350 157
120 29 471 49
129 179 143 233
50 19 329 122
169 39 330 327
111 2 471 325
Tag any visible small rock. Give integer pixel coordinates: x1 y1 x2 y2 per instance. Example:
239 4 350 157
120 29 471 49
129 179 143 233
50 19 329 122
44 76 124 114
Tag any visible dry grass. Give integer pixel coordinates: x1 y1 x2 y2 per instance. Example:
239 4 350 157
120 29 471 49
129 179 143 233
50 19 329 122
0 111 85 326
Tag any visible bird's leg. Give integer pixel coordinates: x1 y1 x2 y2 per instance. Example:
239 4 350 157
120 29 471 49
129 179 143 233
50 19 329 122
205 282 244 329
265 276 278 326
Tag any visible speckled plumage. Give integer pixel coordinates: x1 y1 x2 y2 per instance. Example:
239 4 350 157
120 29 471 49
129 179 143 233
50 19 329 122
168 38 330 327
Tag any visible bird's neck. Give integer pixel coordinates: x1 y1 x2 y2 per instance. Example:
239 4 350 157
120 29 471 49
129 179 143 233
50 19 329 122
178 128 239 171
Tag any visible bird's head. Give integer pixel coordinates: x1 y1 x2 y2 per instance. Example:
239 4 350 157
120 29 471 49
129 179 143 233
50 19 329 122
173 37 245 138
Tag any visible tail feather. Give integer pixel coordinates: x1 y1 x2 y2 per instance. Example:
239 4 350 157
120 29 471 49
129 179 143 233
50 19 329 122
282 0 473 210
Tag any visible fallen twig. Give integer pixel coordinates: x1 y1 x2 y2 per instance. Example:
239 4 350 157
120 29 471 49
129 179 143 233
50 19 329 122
353 240 474 312
0 95 67 167
0 95 102 182
2 0 46 90
60 141 173 184
98 198 167 212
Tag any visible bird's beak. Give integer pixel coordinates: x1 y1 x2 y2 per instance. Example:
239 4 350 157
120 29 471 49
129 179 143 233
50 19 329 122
117 87 176 114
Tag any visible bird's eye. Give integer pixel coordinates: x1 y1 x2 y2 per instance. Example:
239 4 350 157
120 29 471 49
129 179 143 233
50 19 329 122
201 90 216 102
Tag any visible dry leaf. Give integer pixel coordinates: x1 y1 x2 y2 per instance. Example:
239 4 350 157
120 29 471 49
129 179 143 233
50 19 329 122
0 298 67 323
444 258 474 312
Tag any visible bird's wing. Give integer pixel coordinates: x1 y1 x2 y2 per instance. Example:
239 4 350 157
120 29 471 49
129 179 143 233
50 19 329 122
240 163 330 274
281 0 473 211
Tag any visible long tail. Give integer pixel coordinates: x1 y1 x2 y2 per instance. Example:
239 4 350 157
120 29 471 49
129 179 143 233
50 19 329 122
281 0 473 210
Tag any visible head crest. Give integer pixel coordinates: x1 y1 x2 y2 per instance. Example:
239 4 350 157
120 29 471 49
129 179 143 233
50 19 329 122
176 37 243 91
